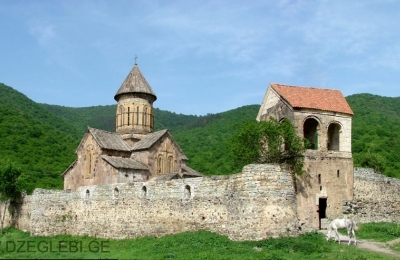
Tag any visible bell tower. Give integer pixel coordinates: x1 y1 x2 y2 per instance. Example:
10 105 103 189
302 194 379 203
114 62 157 143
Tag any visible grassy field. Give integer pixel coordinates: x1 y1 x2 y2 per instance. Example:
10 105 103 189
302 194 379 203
354 222 400 242
0 223 399 259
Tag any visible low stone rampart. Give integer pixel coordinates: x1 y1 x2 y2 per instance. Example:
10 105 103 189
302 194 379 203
343 168 400 223
4 165 400 240
29 164 299 241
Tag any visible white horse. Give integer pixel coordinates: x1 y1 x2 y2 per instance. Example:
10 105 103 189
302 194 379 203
326 218 357 245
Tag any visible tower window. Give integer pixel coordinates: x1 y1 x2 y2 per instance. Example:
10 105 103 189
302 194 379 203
150 108 154 129
136 107 139 125
143 107 148 127
119 106 123 127
303 118 319 150
327 123 341 151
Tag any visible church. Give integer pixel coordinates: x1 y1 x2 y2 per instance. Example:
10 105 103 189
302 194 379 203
63 63 203 190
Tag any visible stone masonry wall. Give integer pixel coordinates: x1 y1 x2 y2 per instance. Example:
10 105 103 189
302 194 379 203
4 165 400 241
29 164 299 241
343 168 400 223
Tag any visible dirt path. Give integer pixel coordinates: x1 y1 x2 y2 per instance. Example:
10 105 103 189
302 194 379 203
357 239 400 258
331 232 400 258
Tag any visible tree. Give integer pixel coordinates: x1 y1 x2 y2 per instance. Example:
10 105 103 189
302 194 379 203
227 118 306 175
0 160 23 234
358 153 386 174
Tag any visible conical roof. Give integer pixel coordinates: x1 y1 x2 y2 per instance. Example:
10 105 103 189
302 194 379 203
114 64 157 101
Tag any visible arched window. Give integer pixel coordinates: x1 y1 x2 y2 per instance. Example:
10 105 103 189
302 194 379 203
303 118 320 150
127 107 130 126
114 187 119 198
327 123 341 151
84 146 94 179
157 156 163 174
136 106 139 125
184 185 191 199
86 189 90 199
150 108 154 129
167 156 174 173
118 106 123 127
142 186 147 198
143 107 148 127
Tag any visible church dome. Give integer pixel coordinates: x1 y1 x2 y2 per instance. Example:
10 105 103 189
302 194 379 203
114 64 157 103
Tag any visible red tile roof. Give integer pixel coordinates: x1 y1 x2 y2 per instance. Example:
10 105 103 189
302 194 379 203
270 83 354 115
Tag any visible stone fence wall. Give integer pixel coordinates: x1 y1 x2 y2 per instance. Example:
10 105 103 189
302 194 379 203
28 164 298 241
343 168 400 223
3 165 400 241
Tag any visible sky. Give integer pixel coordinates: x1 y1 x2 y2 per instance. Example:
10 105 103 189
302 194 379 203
0 1 399 116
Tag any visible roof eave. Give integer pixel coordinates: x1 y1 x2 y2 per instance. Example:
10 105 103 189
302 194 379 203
114 91 157 102
293 106 354 116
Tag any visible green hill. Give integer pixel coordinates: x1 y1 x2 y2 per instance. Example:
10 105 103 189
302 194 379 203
173 105 260 174
0 83 79 192
41 102 258 175
1 82 400 193
41 104 206 136
347 93 400 177
0 83 80 136
41 104 116 135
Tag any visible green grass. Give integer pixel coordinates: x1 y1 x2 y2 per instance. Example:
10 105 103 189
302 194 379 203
356 223 400 242
391 242 400 253
1 226 398 260
338 222 400 243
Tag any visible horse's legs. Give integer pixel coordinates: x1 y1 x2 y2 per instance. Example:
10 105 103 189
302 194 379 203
326 229 331 241
334 228 340 244
346 227 357 245
352 228 357 245
347 228 352 245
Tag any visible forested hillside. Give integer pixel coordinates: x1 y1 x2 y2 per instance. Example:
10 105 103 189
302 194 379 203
0 83 79 192
41 104 116 135
44 94 400 178
1 83 400 193
347 94 400 177
173 105 259 174
0 84 79 136
42 104 208 137
43 102 259 174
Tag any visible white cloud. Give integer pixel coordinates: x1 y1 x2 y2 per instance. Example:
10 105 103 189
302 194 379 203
28 20 57 47
1 0 400 113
